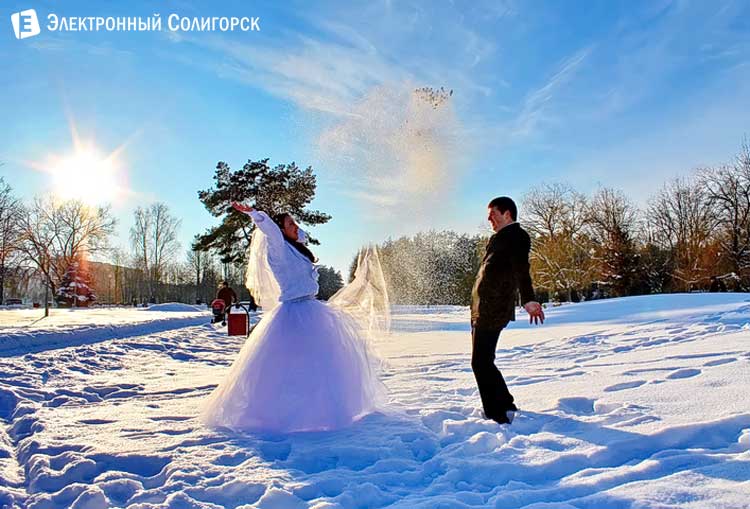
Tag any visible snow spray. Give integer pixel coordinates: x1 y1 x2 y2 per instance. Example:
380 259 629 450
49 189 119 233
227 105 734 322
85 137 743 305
315 84 468 225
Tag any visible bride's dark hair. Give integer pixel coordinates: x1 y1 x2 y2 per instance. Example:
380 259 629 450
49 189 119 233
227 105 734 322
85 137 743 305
272 213 317 263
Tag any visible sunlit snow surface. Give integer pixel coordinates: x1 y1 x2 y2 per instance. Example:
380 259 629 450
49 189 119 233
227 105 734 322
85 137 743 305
0 294 749 508
0 305 209 354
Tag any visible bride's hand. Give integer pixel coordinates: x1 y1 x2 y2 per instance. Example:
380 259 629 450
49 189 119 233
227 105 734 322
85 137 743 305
231 201 255 214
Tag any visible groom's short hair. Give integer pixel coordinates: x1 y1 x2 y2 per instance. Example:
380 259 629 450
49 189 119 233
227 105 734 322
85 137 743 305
488 196 517 221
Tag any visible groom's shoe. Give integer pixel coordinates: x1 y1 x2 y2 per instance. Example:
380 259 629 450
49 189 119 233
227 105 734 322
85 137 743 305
482 410 512 425
483 405 517 425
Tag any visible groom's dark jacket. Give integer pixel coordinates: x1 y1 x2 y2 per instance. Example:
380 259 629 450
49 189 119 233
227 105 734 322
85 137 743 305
471 222 536 330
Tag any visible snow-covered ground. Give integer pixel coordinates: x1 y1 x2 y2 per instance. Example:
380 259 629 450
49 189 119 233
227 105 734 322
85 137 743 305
0 294 749 508
0 305 210 354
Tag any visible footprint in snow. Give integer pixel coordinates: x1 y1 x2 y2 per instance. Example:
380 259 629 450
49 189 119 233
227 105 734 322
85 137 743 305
603 380 647 392
666 368 701 380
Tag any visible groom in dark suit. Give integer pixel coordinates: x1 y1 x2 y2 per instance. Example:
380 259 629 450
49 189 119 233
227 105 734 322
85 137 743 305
471 196 545 425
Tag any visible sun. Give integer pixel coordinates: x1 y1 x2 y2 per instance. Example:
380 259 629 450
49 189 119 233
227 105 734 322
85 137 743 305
49 148 123 205
22 117 133 206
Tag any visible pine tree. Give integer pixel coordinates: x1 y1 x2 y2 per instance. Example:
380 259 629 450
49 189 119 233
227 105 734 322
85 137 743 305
56 259 97 307
587 188 641 297
347 251 359 284
194 159 331 265
637 243 673 294
318 266 344 300
598 227 640 297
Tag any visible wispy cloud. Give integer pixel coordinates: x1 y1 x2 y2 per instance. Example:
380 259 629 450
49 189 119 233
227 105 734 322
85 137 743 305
511 46 593 138
163 1 508 118
205 33 404 116
585 0 750 120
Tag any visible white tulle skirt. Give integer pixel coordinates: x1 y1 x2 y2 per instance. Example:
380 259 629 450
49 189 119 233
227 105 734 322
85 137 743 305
202 298 386 433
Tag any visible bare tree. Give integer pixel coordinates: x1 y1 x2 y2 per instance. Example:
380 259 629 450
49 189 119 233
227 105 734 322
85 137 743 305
186 247 203 303
151 203 181 290
129 202 181 302
109 248 128 304
530 233 597 302
698 143 750 289
523 183 587 240
130 206 151 297
18 197 116 315
0 178 22 303
186 236 217 304
523 183 594 301
648 176 718 291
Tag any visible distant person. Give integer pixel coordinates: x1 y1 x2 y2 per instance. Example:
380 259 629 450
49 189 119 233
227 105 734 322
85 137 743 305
216 281 238 309
471 196 545 426
709 276 727 293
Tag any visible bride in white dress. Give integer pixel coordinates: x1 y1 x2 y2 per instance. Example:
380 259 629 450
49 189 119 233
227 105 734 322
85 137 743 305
201 202 389 433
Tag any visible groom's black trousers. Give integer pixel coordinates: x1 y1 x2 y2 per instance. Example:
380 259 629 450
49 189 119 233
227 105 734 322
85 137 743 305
471 325 515 418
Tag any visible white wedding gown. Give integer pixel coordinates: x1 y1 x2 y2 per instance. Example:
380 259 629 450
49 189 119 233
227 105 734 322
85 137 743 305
201 210 388 433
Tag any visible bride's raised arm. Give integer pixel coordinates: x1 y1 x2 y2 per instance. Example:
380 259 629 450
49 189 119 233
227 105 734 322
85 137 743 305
232 201 284 249
232 202 284 308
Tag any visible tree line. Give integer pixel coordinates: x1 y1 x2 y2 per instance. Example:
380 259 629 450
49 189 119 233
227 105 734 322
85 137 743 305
3 142 747 309
368 142 750 304
0 189 220 310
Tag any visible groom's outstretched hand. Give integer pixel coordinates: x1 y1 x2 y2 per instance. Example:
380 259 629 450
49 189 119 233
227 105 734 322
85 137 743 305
524 301 545 325
231 201 255 214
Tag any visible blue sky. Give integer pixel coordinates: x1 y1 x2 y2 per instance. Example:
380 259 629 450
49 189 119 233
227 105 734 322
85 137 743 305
2 0 749 274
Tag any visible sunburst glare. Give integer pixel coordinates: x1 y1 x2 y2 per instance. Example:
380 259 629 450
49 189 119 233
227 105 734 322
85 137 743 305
48 147 124 205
